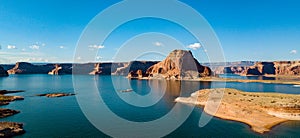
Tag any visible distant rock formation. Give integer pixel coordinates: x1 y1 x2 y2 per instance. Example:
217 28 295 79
6 62 119 75
127 69 145 79
213 61 300 76
205 61 255 74
134 50 212 80
0 66 8 77
214 66 247 74
243 61 300 76
71 62 131 75
113 61 158 76
89 63 102 75
48 64 62 75
7 62 54 74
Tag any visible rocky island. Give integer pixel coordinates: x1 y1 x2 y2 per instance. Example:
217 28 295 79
175 88 300 133
36 93 75 98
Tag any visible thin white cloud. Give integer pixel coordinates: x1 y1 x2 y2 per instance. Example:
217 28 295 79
17 57 49 62
35 42 46 47
7 45 17 49
29 44 40 50
153 42 164 47
96 56 102 60
187 43 202 50
88 44 105 49
0 51 53 63
290 50 297 54
59 46 65 49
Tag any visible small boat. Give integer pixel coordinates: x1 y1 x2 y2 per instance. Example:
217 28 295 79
120 89 133 92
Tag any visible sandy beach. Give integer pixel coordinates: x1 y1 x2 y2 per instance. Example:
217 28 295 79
175 88 300 133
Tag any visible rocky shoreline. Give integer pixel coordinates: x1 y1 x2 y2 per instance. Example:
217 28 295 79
0 122 25 137
0 90 25 137
197 77 300 85
0 109 20 118
175 88 300 133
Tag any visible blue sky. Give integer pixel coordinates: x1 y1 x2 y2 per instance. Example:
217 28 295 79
0 0 299 63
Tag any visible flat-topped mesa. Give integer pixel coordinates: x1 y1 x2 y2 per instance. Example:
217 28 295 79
0 66 8 77
145 50 212 80
242 61 300 76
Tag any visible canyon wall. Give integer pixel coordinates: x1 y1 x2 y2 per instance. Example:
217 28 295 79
214 61 300 76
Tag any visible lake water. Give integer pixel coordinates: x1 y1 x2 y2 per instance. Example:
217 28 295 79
0 75 300 137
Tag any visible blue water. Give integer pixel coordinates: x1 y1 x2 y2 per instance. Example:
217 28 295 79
0 75 300 137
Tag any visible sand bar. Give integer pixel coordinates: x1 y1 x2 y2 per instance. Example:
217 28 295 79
175 88 300 133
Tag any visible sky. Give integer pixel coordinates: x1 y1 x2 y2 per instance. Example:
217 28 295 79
0 0 299 63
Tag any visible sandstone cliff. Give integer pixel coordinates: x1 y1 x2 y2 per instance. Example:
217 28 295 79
127 69 144 79
0 66 8 77
7 62 54 74
205 61 254 74
214 66 247 74
142 50 211 80
243 61 300 76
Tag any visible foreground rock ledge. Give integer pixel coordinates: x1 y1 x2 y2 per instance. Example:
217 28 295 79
0 122 25 137
175 88 300 133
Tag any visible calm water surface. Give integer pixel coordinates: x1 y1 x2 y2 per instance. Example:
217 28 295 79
0 75 299 137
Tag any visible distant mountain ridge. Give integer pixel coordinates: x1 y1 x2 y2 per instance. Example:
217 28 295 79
2 61 158 75
1 60 300 77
